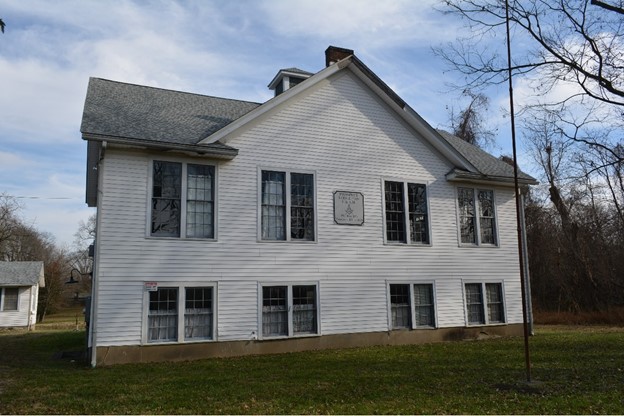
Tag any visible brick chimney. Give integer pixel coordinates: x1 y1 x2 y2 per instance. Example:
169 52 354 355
325 46 354 67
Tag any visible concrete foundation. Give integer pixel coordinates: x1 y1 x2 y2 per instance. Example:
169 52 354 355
94 324 524 366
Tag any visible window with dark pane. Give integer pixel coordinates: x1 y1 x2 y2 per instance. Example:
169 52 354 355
2 288 18 311
262 286 288 336
413 284 435 327
385 181 406 242
186 164 214 239
292 285 317 334
184 287 213 340
486 283 505 323
458 187 476 244
261 171 286 240
478 190 496 245
390 284 411 329
465 283 485 325
408 183 429 244
148 287 178 342
151 161 181 237
290 173 314 241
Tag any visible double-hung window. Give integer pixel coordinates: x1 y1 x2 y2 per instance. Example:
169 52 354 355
146 284 215 343
464 282 505 325
1 288 19 311
388 283 436 329
457 187 497 245
384 181 430 244
151 160 216 239
260 170 315 241
260 284 319 338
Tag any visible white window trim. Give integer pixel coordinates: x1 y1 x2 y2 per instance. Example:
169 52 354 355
141 281 218 345
461 280 507 326
146 158 219 241
0 287 20 312
257 281 321 340
386 280 437 330
455 187 499 247
257 167 318 243
381 178 433 246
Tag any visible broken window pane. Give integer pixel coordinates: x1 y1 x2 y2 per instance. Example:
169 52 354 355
408 183 429 244
151 161 181 237
290 173 314 241
478 190 496 244
458 187 476 244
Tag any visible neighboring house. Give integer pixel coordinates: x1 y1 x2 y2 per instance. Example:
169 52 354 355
81 46 537 366
0 261 45 329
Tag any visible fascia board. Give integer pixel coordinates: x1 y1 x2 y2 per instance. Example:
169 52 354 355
346 63 476 173
82 133 238 159
199 59 349 145
446 170 539 187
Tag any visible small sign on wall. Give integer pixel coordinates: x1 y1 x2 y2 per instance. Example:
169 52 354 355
144 281 158 291
333 191 365 225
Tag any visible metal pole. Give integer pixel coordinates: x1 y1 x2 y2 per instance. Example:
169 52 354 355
505 0 532 383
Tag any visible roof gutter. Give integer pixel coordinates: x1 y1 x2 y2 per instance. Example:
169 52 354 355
446 169 539 187
82 133 239 159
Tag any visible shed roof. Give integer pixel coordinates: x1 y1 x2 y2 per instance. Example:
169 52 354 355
0 261 45 287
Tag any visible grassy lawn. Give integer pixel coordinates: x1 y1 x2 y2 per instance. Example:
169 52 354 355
1 316 623 414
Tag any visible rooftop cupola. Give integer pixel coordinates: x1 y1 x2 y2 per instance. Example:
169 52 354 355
268 67 313 97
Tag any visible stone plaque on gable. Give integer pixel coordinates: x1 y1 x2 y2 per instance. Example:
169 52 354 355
333 191 364 225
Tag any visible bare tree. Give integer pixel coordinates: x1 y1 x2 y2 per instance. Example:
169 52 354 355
434 0 624 109
449 91 497 149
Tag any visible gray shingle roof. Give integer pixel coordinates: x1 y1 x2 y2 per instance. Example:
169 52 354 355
437 130 536 183
280 67 314 76
81 78 261 146
0 262 44 287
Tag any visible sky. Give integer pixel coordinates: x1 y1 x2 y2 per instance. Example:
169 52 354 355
0 0 536 247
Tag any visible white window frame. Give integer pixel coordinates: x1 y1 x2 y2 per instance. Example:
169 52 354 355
386 281 437 330
455 187 499 247
0 287 20 312
146 158 219 240
462 281 506 326
257 167 318 243
381 178 432 246
141 281 218 344
257 282 321 340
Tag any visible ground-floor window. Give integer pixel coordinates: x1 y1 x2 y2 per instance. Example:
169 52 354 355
146 284 215 343
261 283 318 338
388 283 436 329
1 287 19 311
464 282 505 325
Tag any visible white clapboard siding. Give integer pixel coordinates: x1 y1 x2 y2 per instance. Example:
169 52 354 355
93 71 524 347
0 287 31 327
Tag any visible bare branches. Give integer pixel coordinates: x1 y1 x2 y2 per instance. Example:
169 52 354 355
434 0 624 107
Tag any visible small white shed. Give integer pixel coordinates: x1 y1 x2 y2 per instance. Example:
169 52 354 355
0 261 45 330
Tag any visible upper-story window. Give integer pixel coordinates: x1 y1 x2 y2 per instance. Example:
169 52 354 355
151 160 215 239
260 170 315 241
457 187 497 245
383 180 430 244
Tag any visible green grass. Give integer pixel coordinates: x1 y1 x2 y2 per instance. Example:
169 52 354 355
1 320 623 414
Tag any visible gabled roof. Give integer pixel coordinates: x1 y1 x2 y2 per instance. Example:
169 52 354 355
80 50 536 187
0 261 45 287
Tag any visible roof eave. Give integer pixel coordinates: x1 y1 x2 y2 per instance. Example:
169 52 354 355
446 169 539 187
82 133 239 160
